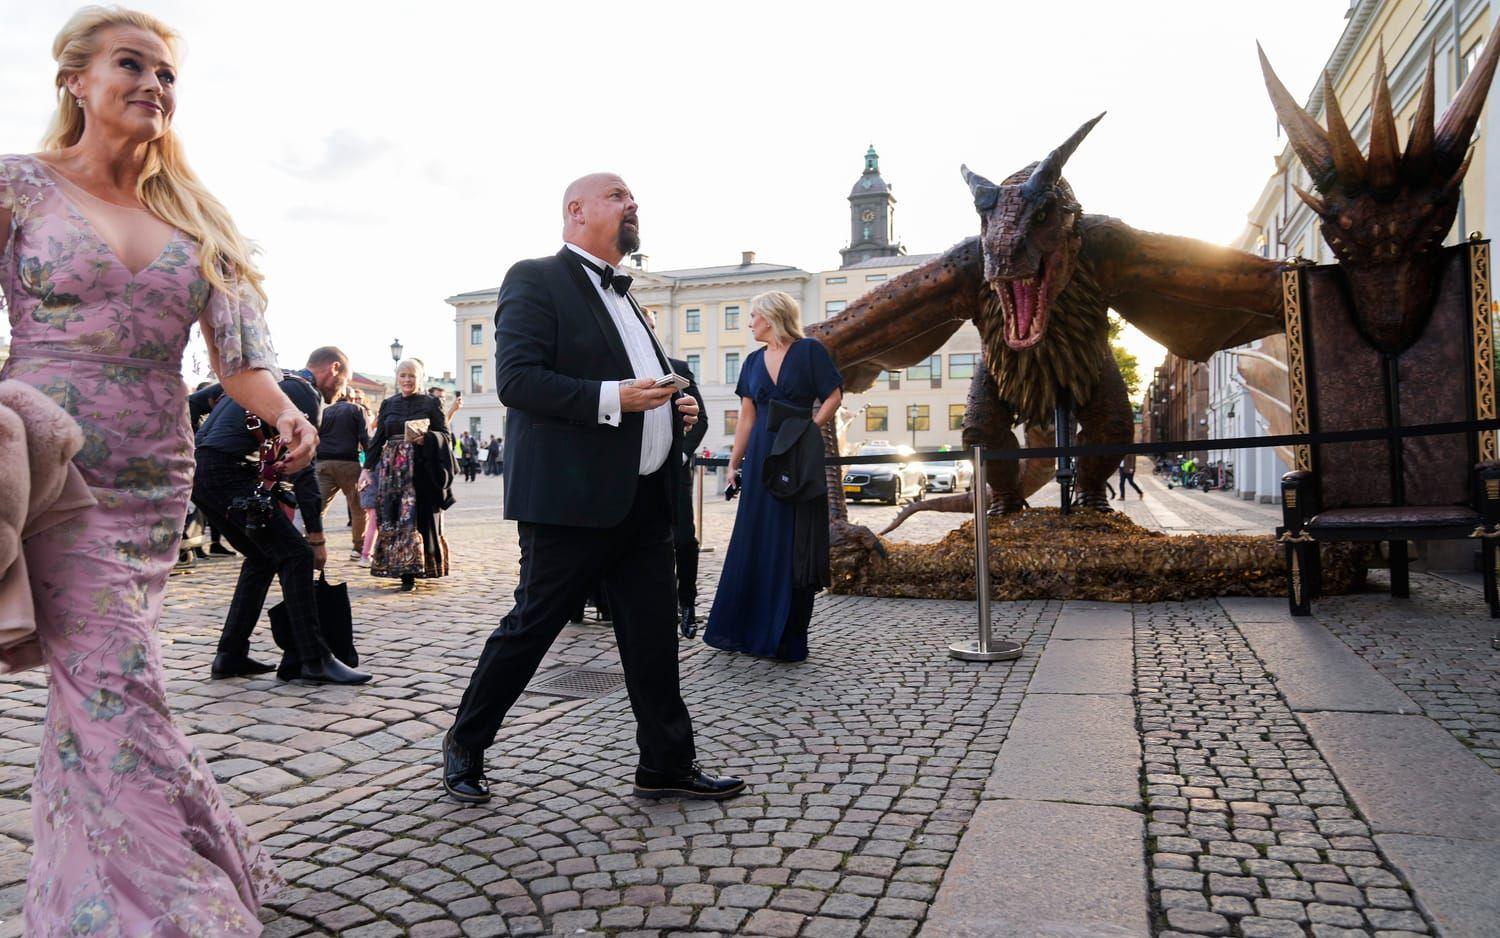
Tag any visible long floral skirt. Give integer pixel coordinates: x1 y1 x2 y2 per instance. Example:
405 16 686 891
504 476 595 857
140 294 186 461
371 442 448 579
20 456 282 934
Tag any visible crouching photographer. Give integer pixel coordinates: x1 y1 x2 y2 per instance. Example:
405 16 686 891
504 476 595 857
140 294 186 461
192 347 371 685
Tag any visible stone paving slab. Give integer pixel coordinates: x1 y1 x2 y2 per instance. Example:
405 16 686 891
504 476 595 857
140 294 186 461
1233 617 1418 714
1051 602 1133 640
1374 833 1500 938
985 693 1140 808
921 799 1148 938
1216 596 1296 623
1300 711 1500 840
1308 577 1500 775
1027 638 1133 695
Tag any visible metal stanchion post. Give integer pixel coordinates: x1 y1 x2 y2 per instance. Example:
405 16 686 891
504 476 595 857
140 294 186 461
950 444 1022 662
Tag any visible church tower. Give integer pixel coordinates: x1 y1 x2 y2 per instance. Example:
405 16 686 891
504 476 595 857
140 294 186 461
839 144 905 268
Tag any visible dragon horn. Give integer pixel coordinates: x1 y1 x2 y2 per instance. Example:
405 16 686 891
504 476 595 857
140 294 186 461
1259 42 1335 192
1322 70 1367 191
960 164 996 195
1367 43 1400 192
1435 31 1500 175
1023 112 1105 198
1292 184 1330 217
1405 41 1437 177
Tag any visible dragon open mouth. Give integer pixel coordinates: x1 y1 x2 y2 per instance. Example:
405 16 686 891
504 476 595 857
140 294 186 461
994 256 1055 350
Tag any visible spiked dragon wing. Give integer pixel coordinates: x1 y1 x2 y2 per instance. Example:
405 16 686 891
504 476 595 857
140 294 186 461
806 238 986 392
1082 216 1286 362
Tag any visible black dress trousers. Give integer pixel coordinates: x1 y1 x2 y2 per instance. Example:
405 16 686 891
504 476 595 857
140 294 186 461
451 466 695 772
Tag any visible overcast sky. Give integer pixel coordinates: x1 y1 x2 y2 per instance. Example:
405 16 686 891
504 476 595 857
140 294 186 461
0 0 1354 382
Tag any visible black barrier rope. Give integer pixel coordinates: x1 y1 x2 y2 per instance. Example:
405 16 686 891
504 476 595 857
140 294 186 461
688 417 1500 469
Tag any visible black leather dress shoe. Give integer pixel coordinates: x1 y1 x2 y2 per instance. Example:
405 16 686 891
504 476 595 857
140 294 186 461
295 654 371 685
208 543 234 556
633 763 746 801
210 654 276 679
679 604 697 639
442 731 491 803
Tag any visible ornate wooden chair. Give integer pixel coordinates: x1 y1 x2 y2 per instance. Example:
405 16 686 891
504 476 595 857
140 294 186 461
1279 237 1500 618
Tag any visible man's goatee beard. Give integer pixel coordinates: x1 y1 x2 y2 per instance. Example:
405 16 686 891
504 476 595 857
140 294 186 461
618 225 640 255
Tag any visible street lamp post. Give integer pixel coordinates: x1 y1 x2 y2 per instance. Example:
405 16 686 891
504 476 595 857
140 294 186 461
390 338 403 363
908 404 919 449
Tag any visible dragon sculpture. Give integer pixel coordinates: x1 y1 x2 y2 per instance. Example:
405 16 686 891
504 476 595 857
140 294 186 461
810 37 1500 548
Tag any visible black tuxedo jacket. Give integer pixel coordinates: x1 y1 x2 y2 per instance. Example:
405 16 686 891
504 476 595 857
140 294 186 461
496 247 684 528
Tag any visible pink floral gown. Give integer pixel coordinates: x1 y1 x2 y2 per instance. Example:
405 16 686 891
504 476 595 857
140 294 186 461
0 154 282 935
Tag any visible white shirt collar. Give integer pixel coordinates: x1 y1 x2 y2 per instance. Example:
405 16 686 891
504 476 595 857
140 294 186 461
564 242 619 271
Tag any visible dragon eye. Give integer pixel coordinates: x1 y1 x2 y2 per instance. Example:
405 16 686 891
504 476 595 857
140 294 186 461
1034 209 1048 224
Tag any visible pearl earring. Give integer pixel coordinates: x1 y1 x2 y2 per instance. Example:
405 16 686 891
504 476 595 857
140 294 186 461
76 98 85 108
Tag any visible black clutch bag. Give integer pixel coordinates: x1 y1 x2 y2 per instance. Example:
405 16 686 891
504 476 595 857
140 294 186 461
270 571 358 676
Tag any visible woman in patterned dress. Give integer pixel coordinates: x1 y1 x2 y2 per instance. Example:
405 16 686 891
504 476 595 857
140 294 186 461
362 358 454 591
0 7 314 933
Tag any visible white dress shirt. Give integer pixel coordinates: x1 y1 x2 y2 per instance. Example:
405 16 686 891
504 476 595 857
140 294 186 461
565 243 672 475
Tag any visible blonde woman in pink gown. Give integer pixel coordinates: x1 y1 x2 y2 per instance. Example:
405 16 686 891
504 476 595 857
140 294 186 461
0 8 319 934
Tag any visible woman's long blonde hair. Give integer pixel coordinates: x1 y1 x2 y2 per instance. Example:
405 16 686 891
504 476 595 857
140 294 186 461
43 6 265 302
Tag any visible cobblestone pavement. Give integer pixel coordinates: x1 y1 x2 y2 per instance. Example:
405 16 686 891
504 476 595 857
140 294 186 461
2 473 1495 936
1138 602 1434 937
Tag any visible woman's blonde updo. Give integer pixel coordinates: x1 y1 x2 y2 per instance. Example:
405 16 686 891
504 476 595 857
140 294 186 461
43 6 266 303
751 291 805 346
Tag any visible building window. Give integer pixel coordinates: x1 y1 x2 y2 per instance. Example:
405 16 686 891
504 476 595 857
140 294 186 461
725 352 741 385
949 353 978 379
469 416 482 437
724 409 738 435
878 370 900 390
470 364 483 393
469 323 483 346
724 305 740 330
825 300 848 316
949 404 965 431
907 404 930 432
865 406 888 432
1466 39 1487 79
826 276 847 284
685 308 701 333
906 355 941 384
865 274 887 282
685 353 700 381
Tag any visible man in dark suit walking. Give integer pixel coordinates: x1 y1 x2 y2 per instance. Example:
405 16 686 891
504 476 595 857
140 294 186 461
443 173 744 804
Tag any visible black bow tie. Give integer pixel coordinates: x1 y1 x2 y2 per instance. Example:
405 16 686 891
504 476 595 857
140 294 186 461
575 254 632 296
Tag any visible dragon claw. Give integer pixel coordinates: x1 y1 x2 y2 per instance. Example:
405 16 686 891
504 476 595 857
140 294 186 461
830 520 887 561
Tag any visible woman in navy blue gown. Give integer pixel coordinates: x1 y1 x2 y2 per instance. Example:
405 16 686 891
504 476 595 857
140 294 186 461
705 292 843 661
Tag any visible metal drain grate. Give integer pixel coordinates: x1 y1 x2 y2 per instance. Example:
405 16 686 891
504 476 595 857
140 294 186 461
527 667 628 699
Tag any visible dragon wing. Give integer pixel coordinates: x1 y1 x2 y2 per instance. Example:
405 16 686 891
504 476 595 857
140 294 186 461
1082 215 1285 362
807 238 985 393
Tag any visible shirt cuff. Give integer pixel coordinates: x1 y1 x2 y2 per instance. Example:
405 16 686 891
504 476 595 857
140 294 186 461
599 380 622 428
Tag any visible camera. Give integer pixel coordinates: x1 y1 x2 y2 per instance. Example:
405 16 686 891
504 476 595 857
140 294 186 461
228 482 297 536
229 489 277 533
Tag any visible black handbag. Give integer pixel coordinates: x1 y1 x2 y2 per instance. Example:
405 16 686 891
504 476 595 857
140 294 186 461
270 571 358 677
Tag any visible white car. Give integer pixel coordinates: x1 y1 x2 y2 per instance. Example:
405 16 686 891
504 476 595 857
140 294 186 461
922 459 974 493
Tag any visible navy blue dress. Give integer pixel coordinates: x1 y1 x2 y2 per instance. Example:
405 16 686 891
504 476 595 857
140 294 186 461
705 338 843 660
